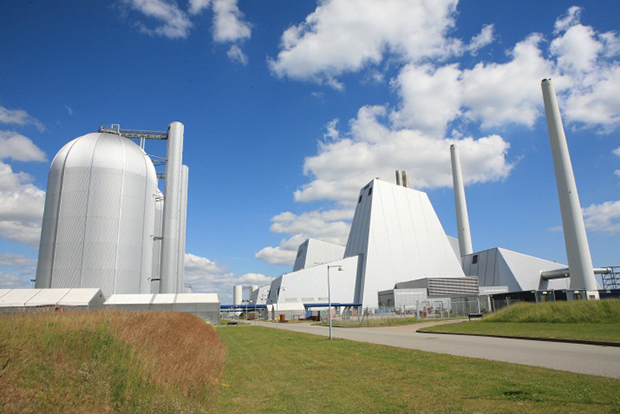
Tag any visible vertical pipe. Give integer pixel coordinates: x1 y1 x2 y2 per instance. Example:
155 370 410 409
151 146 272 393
450 144 474 257
395 170 401 186
160 122 184 293
541 79 599 297
401 171 409 188
176 165 189 293
151 190 164 293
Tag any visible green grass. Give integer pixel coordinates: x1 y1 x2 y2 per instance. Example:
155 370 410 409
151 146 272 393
0 311 225 413
420 300 620 343
217 326 620 413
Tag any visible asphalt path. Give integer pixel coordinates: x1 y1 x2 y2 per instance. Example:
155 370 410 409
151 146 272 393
254 321 620 379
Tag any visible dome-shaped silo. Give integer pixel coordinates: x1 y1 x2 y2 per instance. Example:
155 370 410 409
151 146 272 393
35 132 158 298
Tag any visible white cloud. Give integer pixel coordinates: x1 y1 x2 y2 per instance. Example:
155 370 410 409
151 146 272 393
554 6 581 34
269 0 460 86
255 209 352 266
294 105 512 204
390 63 462 136
551 24 602 74
460 34 554 129
0 131 46 162
467 24 494 54
0 253 37 289
226 44 248 65
0 106 45 132
0 271 30 289
188 0 211 15
583 200 620 234
123 0 193 39
0 161 46 246
211 0 251 43
184 252 272 302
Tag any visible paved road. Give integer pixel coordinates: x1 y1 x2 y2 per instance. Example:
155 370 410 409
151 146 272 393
254 321 620 379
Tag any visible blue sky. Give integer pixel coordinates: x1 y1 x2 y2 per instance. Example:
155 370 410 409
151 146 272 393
0 0 619 303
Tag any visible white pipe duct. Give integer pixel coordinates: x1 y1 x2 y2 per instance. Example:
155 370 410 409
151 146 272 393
450 144 473 257
176 165 189 293
541 79 599 297
160 122 184 293
541 267 612 280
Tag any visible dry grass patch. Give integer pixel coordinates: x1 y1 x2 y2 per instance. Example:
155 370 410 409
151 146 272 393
0 310 225 413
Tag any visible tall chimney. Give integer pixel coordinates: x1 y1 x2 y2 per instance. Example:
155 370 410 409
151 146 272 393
541 79 599 298
176 165 189 293
160 122 184 293
450 144 473 257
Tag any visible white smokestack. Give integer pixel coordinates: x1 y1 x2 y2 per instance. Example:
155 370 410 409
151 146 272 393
450 144 473 257
160 122 184 293
541 79 599 298
176 165 189 293
233 285 243 306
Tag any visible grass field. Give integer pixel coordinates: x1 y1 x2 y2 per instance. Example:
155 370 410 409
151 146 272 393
0 311 225 413
217 326 620 413
420 300 620 343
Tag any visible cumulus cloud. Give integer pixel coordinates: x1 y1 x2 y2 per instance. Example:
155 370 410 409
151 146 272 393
295 105 512 204
122 0 251 62
211 0 251 43
467 24 494 54
123 0 193 39
583 200 620 234
0 161 46 246
226 44 248 65
0 131 46 162
0 253 37 289
0 106 45 132
255 209 353 266
184 252 272 302
269 0 460 86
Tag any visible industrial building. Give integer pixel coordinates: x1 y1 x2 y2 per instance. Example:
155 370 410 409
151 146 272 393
35 122 189 297
262 79 610 312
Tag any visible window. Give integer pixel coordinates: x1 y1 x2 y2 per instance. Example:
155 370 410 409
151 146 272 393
472 255 478 264
358 194 363 203
368 187 373 196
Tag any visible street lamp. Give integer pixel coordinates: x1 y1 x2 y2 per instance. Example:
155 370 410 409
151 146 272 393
275 287 285 330
327 265 343 340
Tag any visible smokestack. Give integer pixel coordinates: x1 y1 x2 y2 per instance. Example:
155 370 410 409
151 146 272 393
233 285 243 306
541 79 599 298
176 165 189 293
395 170 401 186
160 122 184 293
450 144 473 257
401 171 409 188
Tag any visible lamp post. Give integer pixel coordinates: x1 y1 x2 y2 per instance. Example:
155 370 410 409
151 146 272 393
275 287 285 330
327 265 343 340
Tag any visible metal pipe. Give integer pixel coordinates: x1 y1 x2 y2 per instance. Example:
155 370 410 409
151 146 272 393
541 79 599 297
176 165 189 293
541 267 613 280
401 171 409 188
450 144 473 257
160 122 184 293
395 170 401 186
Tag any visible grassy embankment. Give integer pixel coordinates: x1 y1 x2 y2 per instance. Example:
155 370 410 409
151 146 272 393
0 311 225 413
217 325 620 413
419 299 620 343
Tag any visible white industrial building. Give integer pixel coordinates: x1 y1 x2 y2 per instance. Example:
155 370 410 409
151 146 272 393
35 122 189 297
0 288 105 312
264 80 606 310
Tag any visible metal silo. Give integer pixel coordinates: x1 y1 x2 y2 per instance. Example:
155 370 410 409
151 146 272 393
35 132 158 298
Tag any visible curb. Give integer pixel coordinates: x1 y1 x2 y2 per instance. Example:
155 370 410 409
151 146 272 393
416 330 620 347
